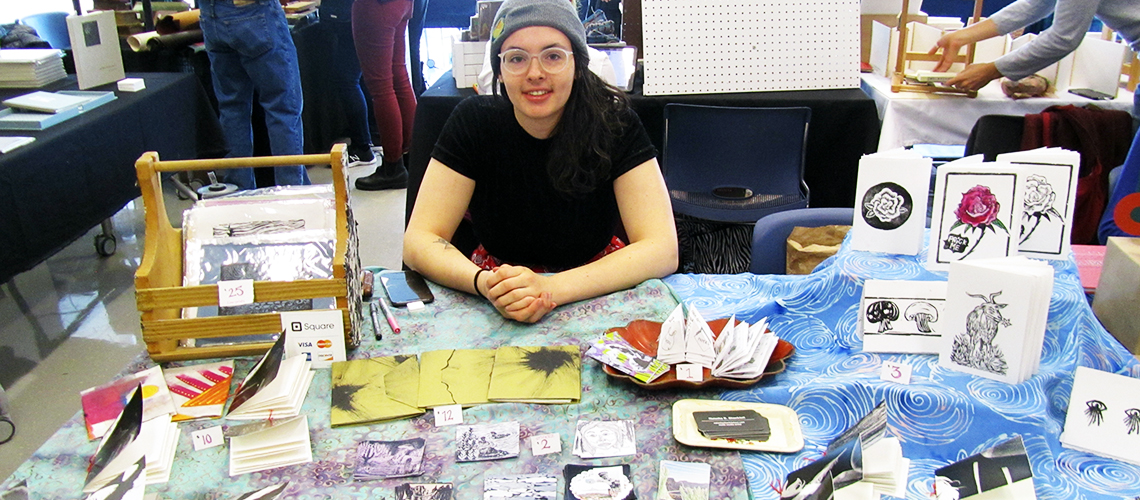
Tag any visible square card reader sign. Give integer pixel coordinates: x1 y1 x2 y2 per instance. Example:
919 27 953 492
281 310 346 368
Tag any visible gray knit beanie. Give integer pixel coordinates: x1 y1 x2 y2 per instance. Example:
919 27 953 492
489 0 589 77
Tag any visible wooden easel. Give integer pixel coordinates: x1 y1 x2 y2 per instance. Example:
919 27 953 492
890 0 983 97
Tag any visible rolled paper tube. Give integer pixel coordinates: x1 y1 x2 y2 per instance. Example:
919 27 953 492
155 9 201 35
146 29 204 51
127 31 160 52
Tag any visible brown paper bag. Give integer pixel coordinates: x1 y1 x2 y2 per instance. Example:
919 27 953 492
786 225 851 275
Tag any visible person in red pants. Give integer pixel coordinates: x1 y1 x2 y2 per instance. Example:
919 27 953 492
352 0 418 190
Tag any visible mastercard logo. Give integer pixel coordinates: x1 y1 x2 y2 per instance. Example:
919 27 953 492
317 339 332 349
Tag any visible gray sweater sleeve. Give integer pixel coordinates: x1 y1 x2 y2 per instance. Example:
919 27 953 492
989 0 1100 80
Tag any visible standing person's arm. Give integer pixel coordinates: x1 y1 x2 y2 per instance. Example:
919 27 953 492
990 0 1099 80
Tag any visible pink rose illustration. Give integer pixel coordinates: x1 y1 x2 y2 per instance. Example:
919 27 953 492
946 185 1009 258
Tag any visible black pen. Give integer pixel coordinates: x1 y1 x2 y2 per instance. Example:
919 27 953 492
370 301 383 341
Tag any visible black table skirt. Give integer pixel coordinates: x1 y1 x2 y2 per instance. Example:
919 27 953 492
0 72 225 284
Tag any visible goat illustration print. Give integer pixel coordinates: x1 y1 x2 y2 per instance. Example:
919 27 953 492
949 291 1010 375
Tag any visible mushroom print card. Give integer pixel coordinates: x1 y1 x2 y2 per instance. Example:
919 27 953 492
938 257 1054 385
927 160 1026 271
996 148 1080 260
850 151 932 255
860 280 947 354
1060 367 1140 466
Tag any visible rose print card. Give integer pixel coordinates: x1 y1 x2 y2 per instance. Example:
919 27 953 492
1060 367 1140 466
850 151 932 255
927 160 1026 271
996 148 1080 260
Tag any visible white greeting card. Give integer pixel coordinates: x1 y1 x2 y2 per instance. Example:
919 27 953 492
66 11 124 89
1060 367 1140 466
996 148 1080 260
928 160 1026 271
851 151 932 256
938 257 1053 384
860 279 947 354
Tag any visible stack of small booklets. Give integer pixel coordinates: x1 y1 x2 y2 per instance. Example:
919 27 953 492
227 415 313 476
226 335 314 420
782 402 907 500
692 408 771 441
0 90 116 130
933 435 1035 499
587 331 670 383
938 256 1054 385
0 49 66 88
82 387 181 496
656 304 779 380
1059 367 1140 466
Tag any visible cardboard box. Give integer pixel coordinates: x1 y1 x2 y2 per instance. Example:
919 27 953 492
1092 237 1140 353
861 13 926 65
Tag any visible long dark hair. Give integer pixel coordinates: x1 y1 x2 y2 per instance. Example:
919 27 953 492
494 48 632 196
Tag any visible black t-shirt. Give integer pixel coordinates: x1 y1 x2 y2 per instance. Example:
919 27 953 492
432 95 657 268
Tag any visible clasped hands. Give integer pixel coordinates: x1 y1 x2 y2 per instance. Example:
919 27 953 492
476 264 558 323
927 31 1003 92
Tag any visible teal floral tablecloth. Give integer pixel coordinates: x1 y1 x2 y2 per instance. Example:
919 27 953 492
665 232 1140 500
2 279 751 499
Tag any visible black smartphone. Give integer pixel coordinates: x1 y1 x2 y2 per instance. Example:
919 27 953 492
1068 88 1114 101
379 270 435 307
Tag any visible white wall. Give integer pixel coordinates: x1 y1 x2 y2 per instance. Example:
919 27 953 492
1 0 93 24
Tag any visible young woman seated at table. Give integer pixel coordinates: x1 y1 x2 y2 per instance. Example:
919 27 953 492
402 0 678 323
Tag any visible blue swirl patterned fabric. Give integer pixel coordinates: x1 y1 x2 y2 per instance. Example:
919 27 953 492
1 280 752 499
665 232 1140 500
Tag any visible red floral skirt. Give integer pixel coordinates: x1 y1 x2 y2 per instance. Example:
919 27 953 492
470 236 626 273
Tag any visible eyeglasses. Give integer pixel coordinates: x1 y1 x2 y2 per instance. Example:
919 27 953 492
498 47 574 75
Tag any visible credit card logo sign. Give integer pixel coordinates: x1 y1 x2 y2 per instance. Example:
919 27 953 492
317 339 332 349
290 321 302 332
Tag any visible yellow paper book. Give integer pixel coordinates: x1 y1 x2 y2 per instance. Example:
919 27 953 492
417 349 496 408
330 355 424 427
487 346 581 404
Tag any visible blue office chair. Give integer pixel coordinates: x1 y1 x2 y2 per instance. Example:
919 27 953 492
661 103 812 223
750 207 854 274
19 12 71 50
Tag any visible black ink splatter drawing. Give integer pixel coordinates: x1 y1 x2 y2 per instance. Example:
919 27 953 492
866 300 900 333
1125 409 1140 435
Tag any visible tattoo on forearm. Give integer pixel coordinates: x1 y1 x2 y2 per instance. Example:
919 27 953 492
433 238 455 251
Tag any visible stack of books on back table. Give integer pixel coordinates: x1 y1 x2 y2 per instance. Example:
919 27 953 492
0 49 66 88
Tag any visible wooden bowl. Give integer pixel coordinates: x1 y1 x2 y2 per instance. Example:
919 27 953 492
600 318 794 390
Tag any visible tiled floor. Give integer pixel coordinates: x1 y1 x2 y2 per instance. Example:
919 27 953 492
0 164 407 482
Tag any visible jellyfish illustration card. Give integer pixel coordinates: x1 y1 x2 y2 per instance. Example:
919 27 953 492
996 148 1080 260
860 279 947 354
1060 366 1140 466
938 257 1054 385
927 161 1026 271
851 152 932 255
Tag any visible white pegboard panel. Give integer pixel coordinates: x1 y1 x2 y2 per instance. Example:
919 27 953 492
642 0 862 95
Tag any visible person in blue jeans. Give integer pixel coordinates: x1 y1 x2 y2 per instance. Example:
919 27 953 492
199 0 310 190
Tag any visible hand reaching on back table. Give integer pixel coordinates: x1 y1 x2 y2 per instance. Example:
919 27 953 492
481 264 558 323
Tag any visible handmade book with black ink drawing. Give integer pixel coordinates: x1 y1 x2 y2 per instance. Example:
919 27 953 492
928 158 1026 271
417 349 495 408
84 387 180 493
938 257 1053 385
330 354 423 427
851 150 932 256
227 415 312 476
487 345 581 403
825 402 908 499
933 435 1035 500
1059 366 1140 466
657 304 716 367
996 148 1080 261
226 335 314 420
80 365 175 440
860 279 947 354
